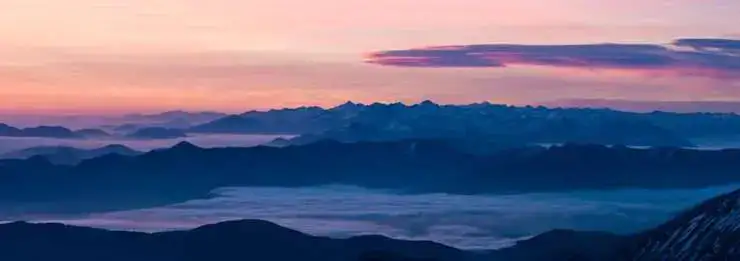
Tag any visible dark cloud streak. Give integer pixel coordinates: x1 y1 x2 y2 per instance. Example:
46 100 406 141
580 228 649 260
367 38 740 78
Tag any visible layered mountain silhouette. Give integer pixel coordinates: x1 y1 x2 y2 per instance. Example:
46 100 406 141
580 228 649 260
191 105 337 134
0 219 472 261
191 101 740 147
105 111 228 132
4 140 740 215
121 110 227 124
4 187 740 261
0 124 109 139
1 144 141 165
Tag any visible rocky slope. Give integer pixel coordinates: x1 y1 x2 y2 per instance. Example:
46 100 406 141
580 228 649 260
625 189 740 260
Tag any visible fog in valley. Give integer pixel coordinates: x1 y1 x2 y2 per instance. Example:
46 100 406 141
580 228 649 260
30 184 739 250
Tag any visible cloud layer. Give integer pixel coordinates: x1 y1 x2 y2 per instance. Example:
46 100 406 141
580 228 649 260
27 185 738 250
367 38 740 78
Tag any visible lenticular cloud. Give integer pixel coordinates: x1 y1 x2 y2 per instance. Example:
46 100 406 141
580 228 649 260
366 38 740 79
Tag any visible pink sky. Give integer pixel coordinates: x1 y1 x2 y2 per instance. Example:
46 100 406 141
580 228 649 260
0 0 738 114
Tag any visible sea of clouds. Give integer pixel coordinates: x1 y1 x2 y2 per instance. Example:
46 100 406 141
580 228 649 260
39 184 740 250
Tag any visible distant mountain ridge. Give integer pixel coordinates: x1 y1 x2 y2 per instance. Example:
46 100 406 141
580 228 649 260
1 144 141 165
110 110 228 131
544 98 740 114
0 122 201 140
0 123 109 139
4 140 740 216
191 101 740 147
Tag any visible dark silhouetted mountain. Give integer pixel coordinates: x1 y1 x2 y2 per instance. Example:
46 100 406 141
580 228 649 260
127 127 188 139
189 101 719 147
359 251 444 261
1 144 141 165
5 140 740 216
74 128 111 138
0 123 23 136
0 219 474 261
488 229 625 261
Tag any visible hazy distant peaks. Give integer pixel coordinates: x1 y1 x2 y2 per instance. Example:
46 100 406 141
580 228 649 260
0 124 110 139
0 144 141 165
545 98 740 114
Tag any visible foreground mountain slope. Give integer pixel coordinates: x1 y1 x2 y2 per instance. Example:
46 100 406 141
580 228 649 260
623 189 740 260
0 219 472 261
490 187 740 261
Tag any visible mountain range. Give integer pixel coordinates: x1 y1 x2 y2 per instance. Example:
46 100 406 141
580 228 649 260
104 111 229 132
190 101 740 147
0 123 192 140
545 99 740 114
4 186 740 260
4 139 740 216
120 110 227 125
0 124 110 139
1 144 141 165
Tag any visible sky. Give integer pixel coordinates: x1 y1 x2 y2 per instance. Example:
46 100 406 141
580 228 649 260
1 0 739 114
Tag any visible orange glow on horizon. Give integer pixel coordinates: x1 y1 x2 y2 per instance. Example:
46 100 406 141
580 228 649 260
0 0 738 113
